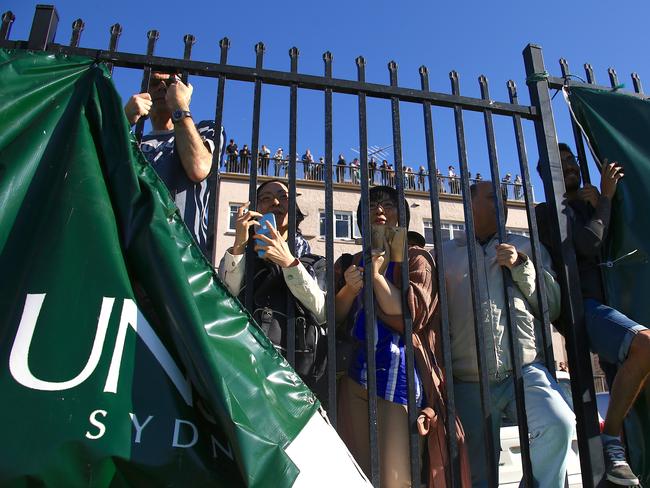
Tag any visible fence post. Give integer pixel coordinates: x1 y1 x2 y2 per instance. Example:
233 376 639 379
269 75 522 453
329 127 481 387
28 5 58 51
523 43 605 487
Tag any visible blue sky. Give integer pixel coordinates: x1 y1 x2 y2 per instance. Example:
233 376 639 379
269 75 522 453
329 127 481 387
4 0 649 195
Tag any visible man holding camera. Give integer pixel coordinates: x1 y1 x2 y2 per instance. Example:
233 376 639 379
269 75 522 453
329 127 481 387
124 71 219 257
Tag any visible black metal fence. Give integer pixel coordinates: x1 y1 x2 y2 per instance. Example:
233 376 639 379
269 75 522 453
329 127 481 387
2 5 647 487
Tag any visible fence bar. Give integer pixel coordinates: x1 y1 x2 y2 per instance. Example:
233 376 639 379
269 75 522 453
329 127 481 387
284 45 298 370
106 23 122 75
244 41 265 315
180 34 196 85
420 65 460 486
27 5 58 51
631 73 644 94
388 60 421 485
559 59 592 185
134 29 159 143
0 11 15 41
507 80 556 377
69 18 83 47
524 43 604 488
287 46 299 260
208 37 230 266
450 69 498 487
480 75 533 486
607 68 619 89
356 55 380 487
323 50 337 421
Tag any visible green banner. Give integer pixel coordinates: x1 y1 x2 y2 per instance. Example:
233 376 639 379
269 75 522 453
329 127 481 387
568 86 650 485
0 49 368 487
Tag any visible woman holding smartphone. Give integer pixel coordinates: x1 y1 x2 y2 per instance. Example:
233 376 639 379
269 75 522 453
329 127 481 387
218 179 327 397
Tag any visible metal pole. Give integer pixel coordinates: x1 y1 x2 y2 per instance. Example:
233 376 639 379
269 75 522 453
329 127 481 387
523 43 604 487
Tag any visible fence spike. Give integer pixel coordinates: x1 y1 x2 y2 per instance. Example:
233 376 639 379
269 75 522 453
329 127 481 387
584 63 596 84
180 34 196 83
69 18 84 47
109 23 122 48
559 58 570 78
106 23 122 74
607 67 619 89
388 60 398 86
632 72 644 94
449 70 460 90
507 80 518 101
183 34 196 48
0 10 15 40
478 74 490 100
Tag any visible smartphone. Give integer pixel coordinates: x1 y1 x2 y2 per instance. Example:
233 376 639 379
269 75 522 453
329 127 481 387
255 212 276 258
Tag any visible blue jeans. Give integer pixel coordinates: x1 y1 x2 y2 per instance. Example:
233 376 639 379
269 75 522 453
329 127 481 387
454 363 575 488
584 298 647 365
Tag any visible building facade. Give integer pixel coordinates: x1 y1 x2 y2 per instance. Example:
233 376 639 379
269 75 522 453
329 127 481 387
215 169 580 379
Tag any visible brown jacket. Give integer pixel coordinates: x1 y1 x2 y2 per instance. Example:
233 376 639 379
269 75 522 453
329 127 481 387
335 246 471 487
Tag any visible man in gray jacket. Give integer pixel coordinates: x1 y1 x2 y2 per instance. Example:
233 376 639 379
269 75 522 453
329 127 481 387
443 181 574 487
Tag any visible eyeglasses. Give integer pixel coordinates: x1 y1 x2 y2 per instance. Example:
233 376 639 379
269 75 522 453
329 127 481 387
369 200 396 212
258 192 289 206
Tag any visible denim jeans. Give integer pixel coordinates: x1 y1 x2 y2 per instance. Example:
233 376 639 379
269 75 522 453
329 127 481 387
584 298 647 365
454 363 575 488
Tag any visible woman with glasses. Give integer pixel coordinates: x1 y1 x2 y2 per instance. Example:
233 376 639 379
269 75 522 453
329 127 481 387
218 179 327 400
334 185 470 487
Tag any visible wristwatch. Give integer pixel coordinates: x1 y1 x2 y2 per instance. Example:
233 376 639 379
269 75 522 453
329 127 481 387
171 110 192 123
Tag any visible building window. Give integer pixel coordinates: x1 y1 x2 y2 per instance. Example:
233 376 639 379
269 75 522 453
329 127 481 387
228 204 241 231
320 211 357 240
423 220 465 245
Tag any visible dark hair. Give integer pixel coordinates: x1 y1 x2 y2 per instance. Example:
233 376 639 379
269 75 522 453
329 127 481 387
356 185 410 233
536 142 574 177
256 179 305 228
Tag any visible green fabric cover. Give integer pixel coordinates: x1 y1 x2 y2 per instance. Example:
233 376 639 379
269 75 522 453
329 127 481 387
568 86 650 485
0 49 318 487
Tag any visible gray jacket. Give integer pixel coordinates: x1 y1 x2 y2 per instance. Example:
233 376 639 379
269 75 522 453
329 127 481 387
443 233 560 382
